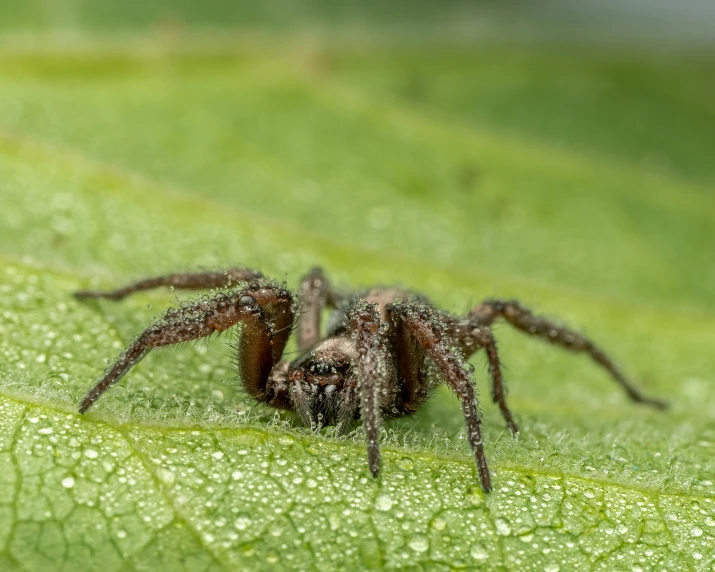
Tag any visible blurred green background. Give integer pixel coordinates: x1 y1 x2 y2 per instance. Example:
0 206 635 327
0 1 714 570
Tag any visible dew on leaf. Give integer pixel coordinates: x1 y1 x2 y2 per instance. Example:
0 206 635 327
432 518 447 531
408 535 429 553
234 516 252 531
375 494 394 512
470 544 488 561
495 518 511 536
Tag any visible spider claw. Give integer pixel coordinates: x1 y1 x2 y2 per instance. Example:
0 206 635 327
629 389 669 411
74 290 97 300
74 290 123 301
644 397 669 411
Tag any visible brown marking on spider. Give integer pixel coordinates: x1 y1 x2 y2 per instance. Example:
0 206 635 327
74 266 667 493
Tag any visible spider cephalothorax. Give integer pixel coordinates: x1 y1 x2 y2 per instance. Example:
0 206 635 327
287 337 361 428
75 266 666 492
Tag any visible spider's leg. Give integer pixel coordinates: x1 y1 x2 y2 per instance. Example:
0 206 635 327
345 301 385 477
296 266 342 351
79 282 294 413
336 380 360 436
471 299 667 410
74 267 264 301
476 328 517 434
393 303 492 493
446 317 518 433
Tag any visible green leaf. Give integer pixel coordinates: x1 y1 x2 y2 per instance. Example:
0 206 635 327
1 8 715 570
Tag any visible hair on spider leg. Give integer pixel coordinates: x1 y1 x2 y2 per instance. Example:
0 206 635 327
75 266 668 493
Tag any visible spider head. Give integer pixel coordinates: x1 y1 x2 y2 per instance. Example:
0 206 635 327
287 337 358 428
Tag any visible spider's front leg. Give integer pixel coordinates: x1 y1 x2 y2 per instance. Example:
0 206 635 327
78 282 294 413
393 303 492 493
345 301 386 477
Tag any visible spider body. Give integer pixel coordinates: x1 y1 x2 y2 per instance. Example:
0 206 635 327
75 266 666 493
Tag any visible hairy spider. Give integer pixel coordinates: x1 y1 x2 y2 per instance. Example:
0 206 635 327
75 267 666 492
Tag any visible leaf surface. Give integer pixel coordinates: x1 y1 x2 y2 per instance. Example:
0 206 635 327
1 6 715 570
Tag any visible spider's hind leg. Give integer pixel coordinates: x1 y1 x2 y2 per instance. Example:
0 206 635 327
448 319 518 434
471 298 667 410
296 266 342 351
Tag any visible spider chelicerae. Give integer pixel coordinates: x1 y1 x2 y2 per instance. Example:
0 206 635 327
75 266 666 492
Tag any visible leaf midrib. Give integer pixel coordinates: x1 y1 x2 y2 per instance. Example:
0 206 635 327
0 387 710 503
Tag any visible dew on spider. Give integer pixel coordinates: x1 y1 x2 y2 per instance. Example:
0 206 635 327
74 266 667 493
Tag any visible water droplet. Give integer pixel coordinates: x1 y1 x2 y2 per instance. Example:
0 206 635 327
61 476 75 488
470 544 488 561
234 516 251 531
328 514 340 531
408 535 429 553
495 518 511 536
397 458 414 471
157 468 175 485
466 486 483 507
375 494 393 511
432 518 447 531
84 449 99 459
211 451 224 460
691 526 703 537
545 565 560 572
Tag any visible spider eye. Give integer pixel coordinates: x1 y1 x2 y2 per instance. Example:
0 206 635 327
307 361 345 376
309 362 331 375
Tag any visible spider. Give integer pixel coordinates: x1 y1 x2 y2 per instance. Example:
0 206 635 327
74 266 666 492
